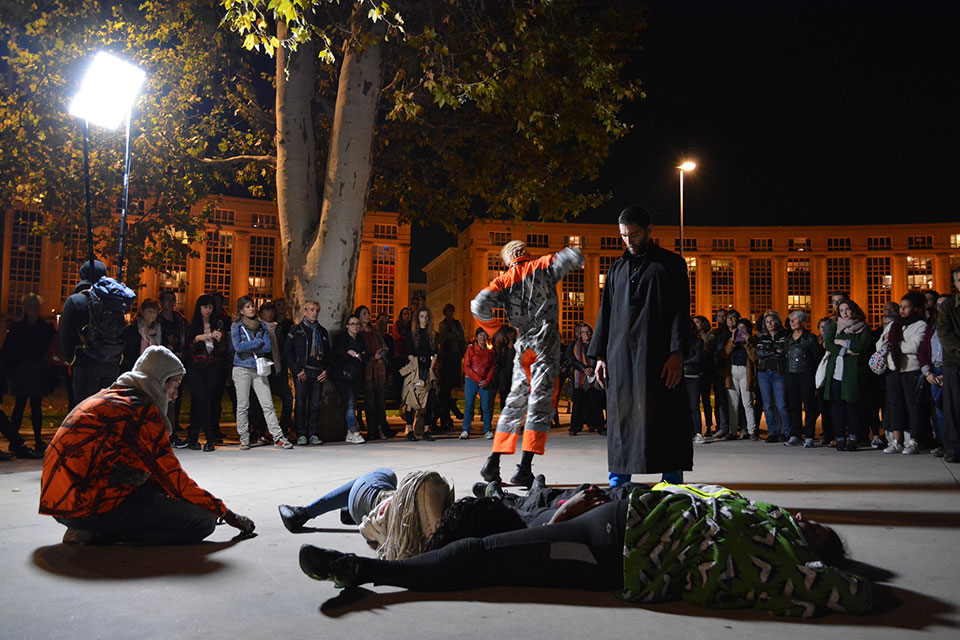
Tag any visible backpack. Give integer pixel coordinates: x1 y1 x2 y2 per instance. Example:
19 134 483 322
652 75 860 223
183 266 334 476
81 277 137 364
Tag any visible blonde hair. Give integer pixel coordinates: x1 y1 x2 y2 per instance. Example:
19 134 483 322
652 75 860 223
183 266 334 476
500 240 527 267
378 471 454 560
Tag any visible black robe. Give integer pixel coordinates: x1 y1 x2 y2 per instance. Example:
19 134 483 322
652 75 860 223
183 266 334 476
589 243 694 474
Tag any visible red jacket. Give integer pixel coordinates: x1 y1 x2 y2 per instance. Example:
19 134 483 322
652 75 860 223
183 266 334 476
464 342 496 386
39 387 226 518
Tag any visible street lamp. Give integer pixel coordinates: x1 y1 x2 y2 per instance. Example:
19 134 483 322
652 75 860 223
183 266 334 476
677 161 696 257
69 51 146 282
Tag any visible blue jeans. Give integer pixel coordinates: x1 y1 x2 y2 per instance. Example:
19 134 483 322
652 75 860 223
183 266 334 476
463 377 493 433
304 468 398 524
757 369 790 437
336 382 361 433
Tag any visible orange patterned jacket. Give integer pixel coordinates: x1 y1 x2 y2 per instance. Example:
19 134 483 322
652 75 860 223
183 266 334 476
39 387 226 518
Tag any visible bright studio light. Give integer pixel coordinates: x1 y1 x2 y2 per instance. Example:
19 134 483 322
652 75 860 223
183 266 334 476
678 161 696 171
69 52 146 130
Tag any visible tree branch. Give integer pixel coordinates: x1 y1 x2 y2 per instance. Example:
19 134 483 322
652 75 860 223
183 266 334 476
195 154 276 166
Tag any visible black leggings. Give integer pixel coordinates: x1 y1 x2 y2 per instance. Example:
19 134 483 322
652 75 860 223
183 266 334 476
355 500 627 592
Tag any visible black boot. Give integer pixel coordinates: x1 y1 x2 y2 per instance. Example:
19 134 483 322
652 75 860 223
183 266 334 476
278 504 311 532
480 454 501 482
510 464 535 489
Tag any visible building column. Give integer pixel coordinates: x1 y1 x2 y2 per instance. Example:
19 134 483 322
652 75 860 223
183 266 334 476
233 231 251 300
583 253 600 326
734 255 750 315
395 241 410 320
933 254 950 294
354 242 372 309
772 255 787 319
891 253 908 296
694 255 710 318
850 255 868 309
810 255 827 320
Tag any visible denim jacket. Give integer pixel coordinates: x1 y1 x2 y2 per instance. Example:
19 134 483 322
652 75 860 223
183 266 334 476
231 322 271 368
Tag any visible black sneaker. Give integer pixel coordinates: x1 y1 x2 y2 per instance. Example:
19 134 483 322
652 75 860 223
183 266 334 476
480 455 501 482
421 432 436 441
472 482 488 498
299 545 360 588
405 431 418 442
186 441 201 450
171 436 189 449
202 442 215 452
568 427 581 436
12 445 42 459
765 434 779 443
278 504 311 532
510 465 535 489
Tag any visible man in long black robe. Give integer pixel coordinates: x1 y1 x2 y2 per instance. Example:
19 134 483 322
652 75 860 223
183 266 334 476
589 206 693 485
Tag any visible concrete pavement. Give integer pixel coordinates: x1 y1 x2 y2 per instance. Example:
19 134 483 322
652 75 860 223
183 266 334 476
2 427 959 640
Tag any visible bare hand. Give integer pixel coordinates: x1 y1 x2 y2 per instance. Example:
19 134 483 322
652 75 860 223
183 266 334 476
548 487 610 524
297 370 307 382
317 370 328 382
661 352 682 389
585 367 595 377
347 349 359 358
834 339 846 346
927 371 943 386
595 360 607 388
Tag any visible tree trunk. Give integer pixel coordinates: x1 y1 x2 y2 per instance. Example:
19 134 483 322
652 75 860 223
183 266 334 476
275 22 320 316
280 33 383 331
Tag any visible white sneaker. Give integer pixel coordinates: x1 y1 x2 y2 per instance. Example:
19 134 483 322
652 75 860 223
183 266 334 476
902 441 920 455
693 433 706 444
345 431 365 444
484 431 494 440
459 430 470 439
883 441 903 454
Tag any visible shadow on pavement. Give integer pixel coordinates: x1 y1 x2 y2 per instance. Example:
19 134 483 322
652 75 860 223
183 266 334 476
717 482 960 493
31 536 247 580
779 508 960 529
317 575 958 630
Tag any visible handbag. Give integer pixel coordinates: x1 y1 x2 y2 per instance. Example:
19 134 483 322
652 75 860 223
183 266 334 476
814 352 830 390
256 356 273 377
869 341 889 375
241 326 273 376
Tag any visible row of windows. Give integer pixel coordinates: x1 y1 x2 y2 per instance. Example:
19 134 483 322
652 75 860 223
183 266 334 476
489 232 960 253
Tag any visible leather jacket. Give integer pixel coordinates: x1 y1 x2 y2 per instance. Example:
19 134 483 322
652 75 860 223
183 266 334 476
785 331 822 374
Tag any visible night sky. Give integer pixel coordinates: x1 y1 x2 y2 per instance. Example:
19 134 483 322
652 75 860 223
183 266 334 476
410 1 957 282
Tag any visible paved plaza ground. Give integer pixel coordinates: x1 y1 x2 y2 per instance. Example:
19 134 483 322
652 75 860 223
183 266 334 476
2 412 959 640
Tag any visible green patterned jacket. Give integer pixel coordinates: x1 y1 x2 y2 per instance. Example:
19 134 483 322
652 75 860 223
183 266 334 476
620 487 872 616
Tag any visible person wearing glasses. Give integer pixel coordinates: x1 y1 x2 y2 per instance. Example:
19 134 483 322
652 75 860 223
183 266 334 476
334 314 369 444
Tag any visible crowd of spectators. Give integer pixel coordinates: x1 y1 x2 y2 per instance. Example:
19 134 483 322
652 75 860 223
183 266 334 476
3 264 960 463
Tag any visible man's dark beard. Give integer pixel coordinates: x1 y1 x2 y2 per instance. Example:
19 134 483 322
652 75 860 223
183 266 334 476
627 238 650 255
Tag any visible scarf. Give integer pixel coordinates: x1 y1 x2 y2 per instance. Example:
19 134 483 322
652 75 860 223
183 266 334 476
137 318 162 353
240 315 261 333
889 314 922 371
305 319 323 359
836 317 868 335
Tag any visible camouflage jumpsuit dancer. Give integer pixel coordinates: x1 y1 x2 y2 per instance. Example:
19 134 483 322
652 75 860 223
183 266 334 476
471 240 584 487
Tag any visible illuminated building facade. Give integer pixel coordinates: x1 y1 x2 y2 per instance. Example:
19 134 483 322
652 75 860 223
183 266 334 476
424 220 960 339
0 197 410 329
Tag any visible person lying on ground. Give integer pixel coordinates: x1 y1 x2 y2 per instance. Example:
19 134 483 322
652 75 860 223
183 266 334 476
278 469 454 560
38 346 255 545
299 483 872 617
